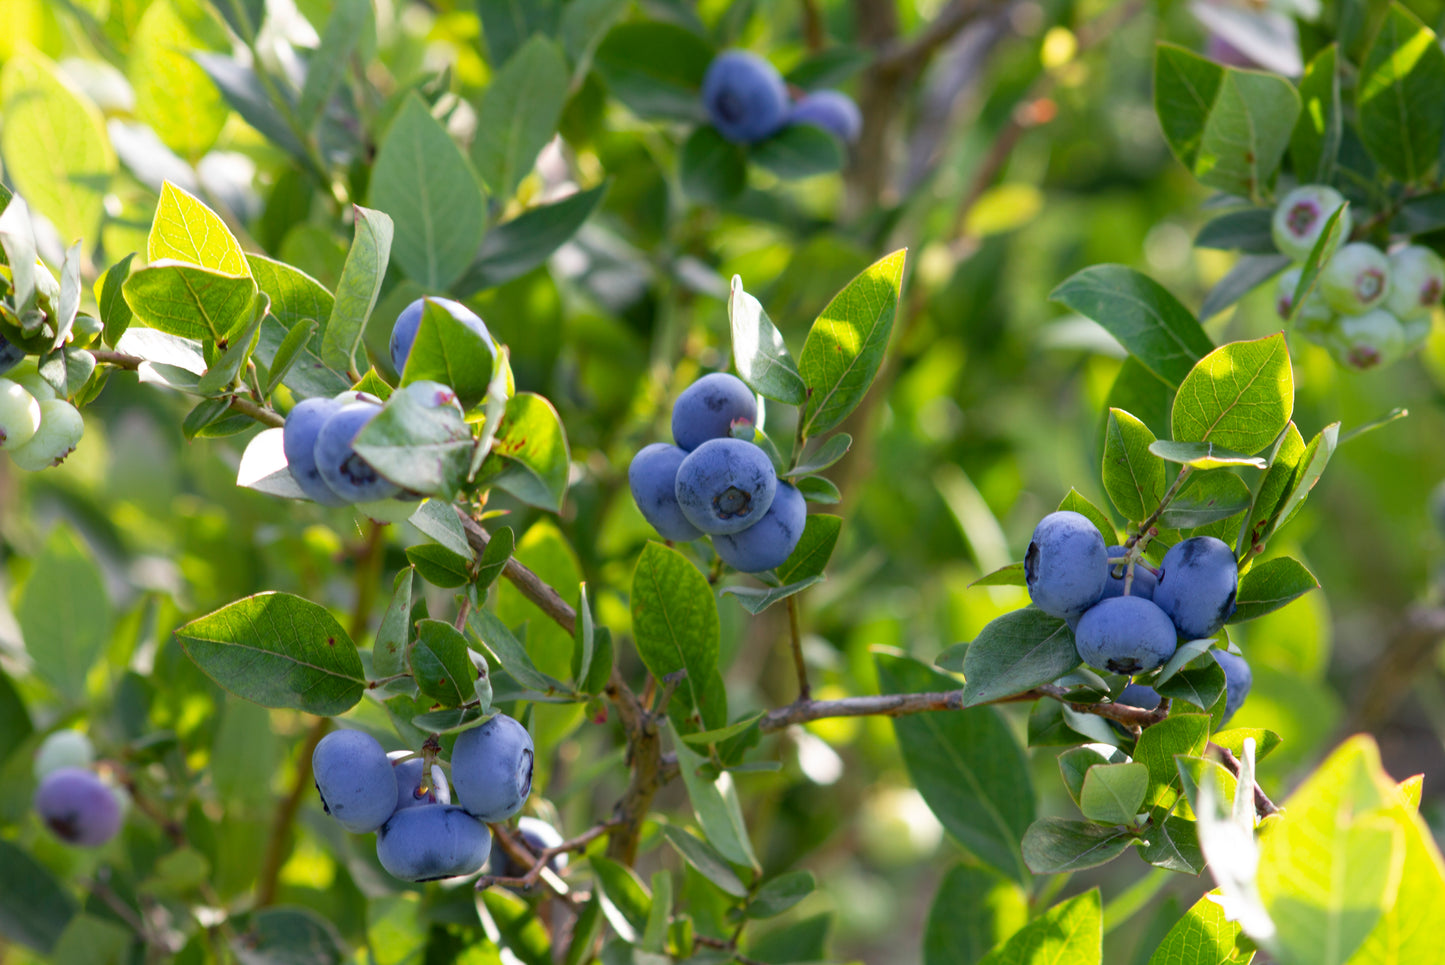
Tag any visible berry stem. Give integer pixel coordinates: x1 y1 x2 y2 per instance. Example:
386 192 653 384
786 594 810 701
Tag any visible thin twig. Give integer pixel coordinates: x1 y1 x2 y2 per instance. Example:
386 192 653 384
256 716 330 906
799 0 825 51
1209 742 1281 819
695 934 770 965
876 0 991 73
785 595 810 701
476 819 622 893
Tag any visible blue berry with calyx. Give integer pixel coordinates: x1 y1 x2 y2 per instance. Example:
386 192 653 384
376 805 491 882
674 437 777 535
284 397 351 506
1073 595 1178 675
451 714 535 823
702 50 790 144
1025 511 1109 620
712 480 806 572
1152 536 1238 640
314 401 401 503
672 372 757 451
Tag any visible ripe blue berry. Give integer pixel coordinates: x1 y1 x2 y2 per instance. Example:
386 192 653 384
675 438 778 535
390 297 496 376
33 767 122 846
1073 596 1178 675
450 714 535 823
789 90 862 143
1024 511 1109 620
1152 536 1238 640
376 805 491 882
1212 649 1251 723
312 729 398 833
283 397 351 506
314 401 401 503
712 480 806 572
672 373 757 451
630 443 704 541
1115 683 1162 710
702 50 790 144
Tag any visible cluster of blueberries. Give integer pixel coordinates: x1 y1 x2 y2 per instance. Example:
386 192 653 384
1026 511 1252 720
282 297 494 508
701 50 862 146
1271 184 1442 370
312 714 536 882
629 373 806 573
0 349 86 471
30 730 124 848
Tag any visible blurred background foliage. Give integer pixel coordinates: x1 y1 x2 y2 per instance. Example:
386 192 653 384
2 0 1445 962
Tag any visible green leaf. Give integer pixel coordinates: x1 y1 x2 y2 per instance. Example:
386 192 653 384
1273 421 1339 534
372 568 414 678
775 514 842 584
1236 422 1305 553
1211 727 1282 762
263 318 320 396
1156 656 1227 713
95 254 135 348
1292 45 1343 184
959 609 1079 706
795 474 841 504
321 205 393 378
1021 819 1137 874
729 275 805 404
1200 253 1292 321
667 719 758 870
0 670 32 770
1154 42 1300 200
371 94 486 290
0 840 77 953
923 864 1029 965
15 526 112 703
875 649 1034 884
572 582 596 690
559 0 627 70
976 889 1101 965
591 855 651 942
641 870 671 954
1058 488 1118 545
1148 440 1267 470
409 499 474 559
1079 762 1149 826
191 53 308 161
1230 556 1318 623
680 125 747 204
1157 470 1250 530
1357 4 1445 184
678 712 763 747
1194 208 1277 253
631 542 719 713
1058 745 1129 805
1138 814 1205 875
474 392 571 511
453 183 608 294
790 434 852 476
352 382 474 498
658 824 747 898
122 262 258 344
720 576 823 615
970 562 1026 587
476 0 558 67
130 0 228 160
1103 408 1167 522
745 871 815 919
0 197 43 332
1345 783 1445 964
409 619 476 707
247 254 334 329
749 124 845 180
1050 265 1215 388
231 908 344 965
476 526 514 595
0 48 114 245
1393 191 1445 233
1258 737 1404 965
196 293 265 395
798 249 906 439
398 299 495 408
1134 713 1211 809
298 0 369 125
593 22 713 121
467 608 571 695
405 544 472 588
176 592 365 715
148 181 249 275
1147 890 1244 965
472 37 568 201
1171 333 1293 456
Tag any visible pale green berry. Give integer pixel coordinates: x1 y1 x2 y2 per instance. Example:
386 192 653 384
1320 243 1391 315
1327 308 1405 371
33 730 95 781
9 400 83 470
1384 245 1445 320
0 378 41 450
7 361 56 403
1402 314 1433 347
1272 185 1351 262
1275 267 1332 331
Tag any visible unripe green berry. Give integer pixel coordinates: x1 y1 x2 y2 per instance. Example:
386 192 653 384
1272 185 1350 262
1275 267 1332 333
9 400 83 470
1320 243 1391 315
0 378 42 450
1385 245 1445 320
1326 308 1406 371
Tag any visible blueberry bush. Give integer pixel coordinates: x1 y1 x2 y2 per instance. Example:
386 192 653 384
1 1 1445 963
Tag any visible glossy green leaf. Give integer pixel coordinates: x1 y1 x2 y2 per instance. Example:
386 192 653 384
298 0 369 125
745 871 815 919
631 542 718 713
246 254 333 329
1079 762 1149 826
130 0 227 160
321 205 393 379
1058 488 1118 545
16 526 111 703
875 649 1034 884
667 719 758 870
191 53 308 160
591 855 651 941
398 298 495 408
372 568 414 678
1229 556 1318 622
775 514 842 584
176 592 365 715
1273 421 1340 535
680 125 747 204
453 183 607 294
970 562 1026 587
405 544 472 588
472 37 568 200
798 249 906 439
1058 745 1129 806
1134 713 1211 809
795 474 841 504
1236 422 1305 553
923 864 1029 965
720 576 823 615
750 124 845 180
196 293 265 395
729 274 805 403
1050 265 1215 388
0 840 77 953
1194 208 1276 253
1021 819 1138 874
592 22 712 121
1292 45 1342 184
476 0 558 67
959 609 1078 706
1148 441 1267 470
1156 656 1227 713
1200 254 1292 321
1138 814 1205 875
1154 42 1299 200
467 607 570 695
121 262 257 344
95 254 135 347
0 49 114 245
409 619 475 707
476 526 514 595
1147 890 1244 965
352 384 474 498
475 392 571 511
1172 333 1293 456
1357 4 1445 184
371 94 485 290
977 889 1102 965
1104 408 1167 522
659 824 747 898
1157 470 1251 531
148 181 249 275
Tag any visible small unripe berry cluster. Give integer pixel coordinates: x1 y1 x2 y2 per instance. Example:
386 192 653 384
629 373 805 573
312 714 534 883
702 51 861 145
31 730 124 848
1271 185 1441 370
1025 512 1250 719
0 359 84 472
